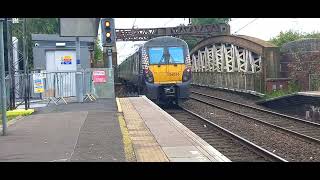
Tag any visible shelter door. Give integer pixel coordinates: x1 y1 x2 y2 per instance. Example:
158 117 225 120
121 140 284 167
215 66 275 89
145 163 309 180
45 50 77 97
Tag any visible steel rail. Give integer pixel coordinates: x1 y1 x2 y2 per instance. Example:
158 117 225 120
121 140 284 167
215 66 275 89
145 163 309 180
180 106 287 162
191 90 320 127
189 96 320 144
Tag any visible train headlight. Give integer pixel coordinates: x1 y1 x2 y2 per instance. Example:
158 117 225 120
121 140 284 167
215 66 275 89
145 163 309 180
147 76 154 83
182 67 192 82
144 69 154 83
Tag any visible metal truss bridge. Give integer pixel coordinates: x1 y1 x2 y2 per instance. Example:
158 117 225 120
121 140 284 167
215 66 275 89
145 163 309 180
115 23 230 41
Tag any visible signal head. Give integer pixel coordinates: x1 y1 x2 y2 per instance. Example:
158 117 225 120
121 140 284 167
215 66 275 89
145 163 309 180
105 21 110 27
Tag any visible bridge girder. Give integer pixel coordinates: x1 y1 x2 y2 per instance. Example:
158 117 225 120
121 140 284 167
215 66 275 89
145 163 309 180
190 35 280 94
190 35 279 73
191 42 262 74
115 23 230 41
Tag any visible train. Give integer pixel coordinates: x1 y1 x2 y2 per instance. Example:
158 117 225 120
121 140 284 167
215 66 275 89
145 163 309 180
118 36 192 105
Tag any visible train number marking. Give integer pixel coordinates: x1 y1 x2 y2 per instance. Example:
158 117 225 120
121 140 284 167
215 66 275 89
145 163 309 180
167 72 180 76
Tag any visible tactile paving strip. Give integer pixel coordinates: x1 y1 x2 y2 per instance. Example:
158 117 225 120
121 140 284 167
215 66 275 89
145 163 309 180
119 98 169 162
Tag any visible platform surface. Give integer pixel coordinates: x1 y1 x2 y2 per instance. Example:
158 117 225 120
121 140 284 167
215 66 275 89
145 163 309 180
118 96 230 162
258 91 320 108
297 91 320 97
0 99 125 162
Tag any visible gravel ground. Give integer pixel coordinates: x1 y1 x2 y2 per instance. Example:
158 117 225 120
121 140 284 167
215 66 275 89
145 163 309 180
190 85 263 108
115 84 138 97
191 85 320 123
180 99 320 162
167 109 277 162
191 93 320 140
275 105 320 122
115 84 127 97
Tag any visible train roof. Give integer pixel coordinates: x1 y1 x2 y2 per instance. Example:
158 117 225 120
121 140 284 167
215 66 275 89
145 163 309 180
144 36 188 47
119 36 189 66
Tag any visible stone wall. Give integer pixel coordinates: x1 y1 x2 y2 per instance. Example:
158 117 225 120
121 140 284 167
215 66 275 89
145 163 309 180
280 39 320 91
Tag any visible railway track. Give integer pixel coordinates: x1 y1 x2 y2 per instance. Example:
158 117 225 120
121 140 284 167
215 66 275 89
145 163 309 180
166 107 287 162
191 91 320 144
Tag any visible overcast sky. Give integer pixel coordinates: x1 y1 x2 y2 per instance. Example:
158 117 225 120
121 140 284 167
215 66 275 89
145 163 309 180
111 18 320 64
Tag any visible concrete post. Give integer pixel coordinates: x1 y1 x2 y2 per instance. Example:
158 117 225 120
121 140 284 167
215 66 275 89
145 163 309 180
306 111 310 120
23 18 28 110
76 37 83 103
107 47 112 68
0 20 7 135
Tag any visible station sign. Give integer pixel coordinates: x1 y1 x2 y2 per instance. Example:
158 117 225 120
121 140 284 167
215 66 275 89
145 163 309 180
33 73 44 93
93 70 107 83
61 55 72 65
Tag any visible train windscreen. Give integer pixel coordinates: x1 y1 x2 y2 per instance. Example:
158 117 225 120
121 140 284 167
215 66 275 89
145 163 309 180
149 47 165 64
168 47 184 64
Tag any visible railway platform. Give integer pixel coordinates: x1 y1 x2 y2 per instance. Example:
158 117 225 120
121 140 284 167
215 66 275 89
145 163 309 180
117 96 230 162
257 91 320 108
0 95 229 162
0 98 126 162
297 91 320 97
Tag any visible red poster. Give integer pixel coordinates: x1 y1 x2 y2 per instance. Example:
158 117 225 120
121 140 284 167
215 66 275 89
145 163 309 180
93 70 107 83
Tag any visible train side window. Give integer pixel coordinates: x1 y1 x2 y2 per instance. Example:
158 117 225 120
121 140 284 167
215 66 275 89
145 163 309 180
133 56 135 73
135 55 139 73
131 56 134 72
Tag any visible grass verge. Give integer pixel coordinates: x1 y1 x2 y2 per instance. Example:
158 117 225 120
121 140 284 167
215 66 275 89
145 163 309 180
0 109 34 123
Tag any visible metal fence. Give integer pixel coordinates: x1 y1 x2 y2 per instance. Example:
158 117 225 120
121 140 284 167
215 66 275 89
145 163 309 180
192 72 264 95
4 68 115 108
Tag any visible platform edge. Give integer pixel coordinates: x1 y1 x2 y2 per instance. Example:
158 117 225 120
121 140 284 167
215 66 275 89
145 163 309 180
140 96 231 162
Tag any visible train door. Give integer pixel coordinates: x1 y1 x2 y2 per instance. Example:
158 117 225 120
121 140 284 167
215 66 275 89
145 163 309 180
148 47 167 83
166 47 185 83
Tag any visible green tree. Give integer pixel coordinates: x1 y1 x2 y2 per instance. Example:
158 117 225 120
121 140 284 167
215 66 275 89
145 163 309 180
183 36 202 50
269 30 303 47
26 18 59 34
269 30 320 47
93 39 103 62
304 31 320 38
12 18 59 69
268 30 320 94
191 18 231 25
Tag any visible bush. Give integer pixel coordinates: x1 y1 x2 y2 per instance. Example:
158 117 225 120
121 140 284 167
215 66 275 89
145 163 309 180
269 30 320 47
264 80 301 100
264 90 288 99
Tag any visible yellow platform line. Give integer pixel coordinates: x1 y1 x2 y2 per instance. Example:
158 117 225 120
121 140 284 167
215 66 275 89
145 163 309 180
118 113 136 162
119 98 169 162
116 97 136 162
116 98 123 113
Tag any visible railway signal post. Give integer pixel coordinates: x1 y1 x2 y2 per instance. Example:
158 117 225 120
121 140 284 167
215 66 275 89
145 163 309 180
101 18 118 82
101 18 117 81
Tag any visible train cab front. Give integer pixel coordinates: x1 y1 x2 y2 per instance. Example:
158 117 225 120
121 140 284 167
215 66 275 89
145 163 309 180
142 37 192 105
144 64 192 105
